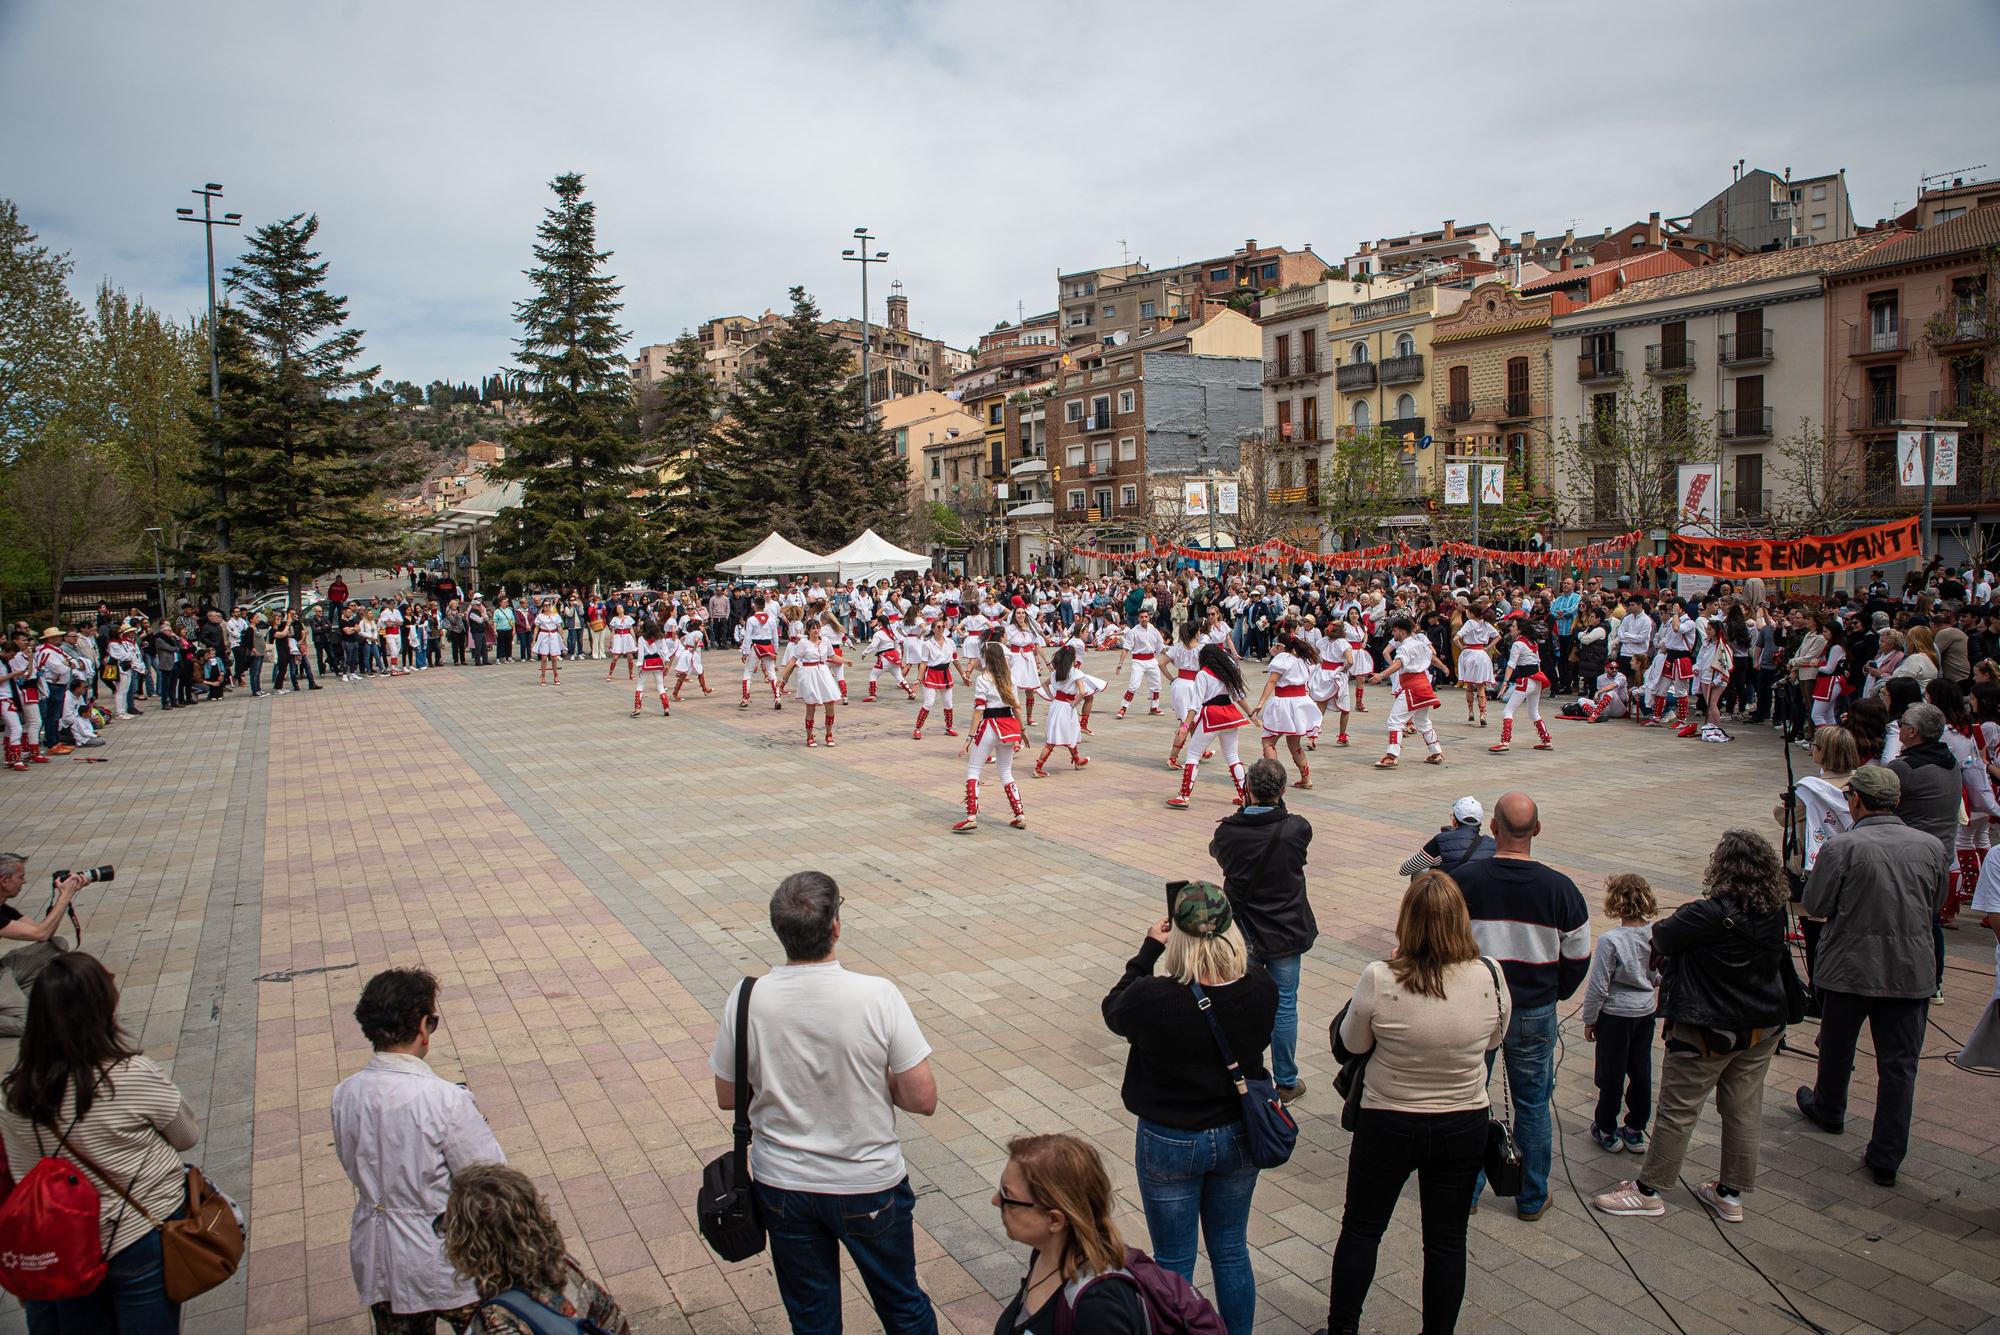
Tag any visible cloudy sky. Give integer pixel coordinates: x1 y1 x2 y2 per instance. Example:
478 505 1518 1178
5 0 1997 384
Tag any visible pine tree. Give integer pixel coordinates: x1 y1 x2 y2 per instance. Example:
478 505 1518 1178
186 213 408 612
716 286 904 552
487 172 639 591
640 334 732 584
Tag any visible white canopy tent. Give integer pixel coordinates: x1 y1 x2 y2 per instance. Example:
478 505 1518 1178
715 532 834 578
825 528 930 584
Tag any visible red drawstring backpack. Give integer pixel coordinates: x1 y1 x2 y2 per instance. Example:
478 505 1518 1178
0 1088 111 1301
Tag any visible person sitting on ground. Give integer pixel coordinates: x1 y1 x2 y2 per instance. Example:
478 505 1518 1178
1397 796 1496 877
440 1162 631 1334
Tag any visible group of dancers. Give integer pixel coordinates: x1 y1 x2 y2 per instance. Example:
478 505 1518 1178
559 582 1596 835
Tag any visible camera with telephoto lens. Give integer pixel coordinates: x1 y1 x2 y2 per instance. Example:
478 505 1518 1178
52 865 114 888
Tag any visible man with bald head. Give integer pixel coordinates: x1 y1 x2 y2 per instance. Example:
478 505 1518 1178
1450 791 1591 1221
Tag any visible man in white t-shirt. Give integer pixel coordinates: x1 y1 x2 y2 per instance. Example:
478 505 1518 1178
710 872 938 1334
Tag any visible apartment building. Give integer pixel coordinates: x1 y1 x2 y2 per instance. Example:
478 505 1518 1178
1328 284 1469 498
659 288 970 405
1549 233 1895 535
878 390 986 493
1428 285 1556 500
1045 309 1260 555
1344 220 1501 280
1825 207 1999 530
1686 167 1855 254
1057 241 1327 350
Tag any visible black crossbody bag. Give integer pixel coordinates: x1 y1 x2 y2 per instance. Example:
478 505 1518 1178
1480 958 1524 1197
697 977 764 1261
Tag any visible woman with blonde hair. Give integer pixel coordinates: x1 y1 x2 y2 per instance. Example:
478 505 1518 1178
1103 882 1275 1335
954 639 1026 832
1325 872 1508 1335
1895 624 1939 686
440 1163 630 1333
991 1134 1146 1334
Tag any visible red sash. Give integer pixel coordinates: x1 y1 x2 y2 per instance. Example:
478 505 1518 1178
1400 672 1440 708
1177 670 1198 680
974 713 1023 745
1200 701 1250 732
1274 684 1308 698
922 665 954 688
1131 652 1156 661
641 656 665 671
752 641 776 659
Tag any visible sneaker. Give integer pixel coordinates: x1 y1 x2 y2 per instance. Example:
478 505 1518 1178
1591 1124 1624 1153
275 688 290 695
1618 1127 1647 1153
1696 1180 1744 1223
1275 1080 1306 1104
1592 1180 1666 1217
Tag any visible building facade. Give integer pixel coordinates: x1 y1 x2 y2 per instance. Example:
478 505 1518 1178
1428 285 1557 502
1686 167 1855 254
1344 220 1500 280
1329 284 1469 497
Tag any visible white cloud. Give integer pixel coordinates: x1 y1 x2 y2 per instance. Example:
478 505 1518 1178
4 0 1997 381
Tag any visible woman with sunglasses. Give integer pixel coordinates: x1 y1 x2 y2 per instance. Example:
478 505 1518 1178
332 968 505 1333
991 1133 1146 1335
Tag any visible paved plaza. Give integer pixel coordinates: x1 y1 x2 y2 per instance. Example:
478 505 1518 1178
4 644 1999 1335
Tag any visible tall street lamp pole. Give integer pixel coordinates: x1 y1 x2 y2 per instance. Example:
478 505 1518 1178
841 228 888 428
177 183 242 609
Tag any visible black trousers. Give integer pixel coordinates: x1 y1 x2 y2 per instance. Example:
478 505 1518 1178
1330 1106 1486 1335
1811 988 1927 1174
449 631 467 664
1592 1012 1656 1134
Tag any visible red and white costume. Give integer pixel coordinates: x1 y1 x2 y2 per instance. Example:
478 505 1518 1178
1036 670 1098 749
1346 629 1374 708
531 610 564 658
381 606 406 669
1119 624 1165 713
1173 667 1250 807
912 635 958 737
635 636 672 714
608 613 638 658
1259 651 1319 738
1574 669 1631 722
1384 634 1445 760
1456 619 1498 686
1166 641 1204 722
672 624 707 695
1810 642 1846 728
2 648 35 769
1495 639 1552 750
740 610 781 703
864 627 907 698
958 670 1024 828
786 631 840 705
1947 722 2000 918
1004 626 1044 692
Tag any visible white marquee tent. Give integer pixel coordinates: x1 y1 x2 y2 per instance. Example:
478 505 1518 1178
715 532 833 578
824 529 930 583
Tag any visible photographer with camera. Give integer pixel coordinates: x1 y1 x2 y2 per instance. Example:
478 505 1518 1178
0 855 93 1040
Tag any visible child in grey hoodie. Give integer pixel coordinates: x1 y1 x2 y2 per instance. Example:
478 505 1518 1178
1583 874 1661 1151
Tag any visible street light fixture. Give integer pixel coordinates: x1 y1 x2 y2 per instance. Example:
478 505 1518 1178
841 228 889 430
177 182 243 608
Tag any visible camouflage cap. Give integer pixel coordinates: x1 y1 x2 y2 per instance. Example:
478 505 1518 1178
1172 881 1233 938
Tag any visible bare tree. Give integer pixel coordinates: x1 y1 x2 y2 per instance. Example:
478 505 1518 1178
1554 380 1715 538
1763 418 1874 538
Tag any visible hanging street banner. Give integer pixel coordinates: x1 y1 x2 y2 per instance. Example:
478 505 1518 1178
1676 463 1719 535
1216 482 1239 515
1444 464 1470 505
1183 481 1208 517
1665 514 1921 578
1479 463 1506 506
1898 430 1960 487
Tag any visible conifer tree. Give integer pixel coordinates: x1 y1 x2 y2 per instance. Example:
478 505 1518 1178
487 172 639 591
716 286 905 552
186 213 407 612
641 334 731 584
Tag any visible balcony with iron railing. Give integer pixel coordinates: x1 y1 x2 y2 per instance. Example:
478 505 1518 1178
1379 352 1426 384
1731 488 1773 520
1265 422 1323 446
1266 486 1316 510
1336 361 1377 391
1850 322 1907 358
1501 393 1538 419
1381 415 1427 441
1082 411 1112 432
1443 400 1474 424
1348 292 1412 323
1262 352 1326 382
1062 503 1146 523
1848 395 1904 432
1718 406 1774 441
1932 300 1991 348
1577 350 1624 383
1645 341 1696 377
1717 330 1774 366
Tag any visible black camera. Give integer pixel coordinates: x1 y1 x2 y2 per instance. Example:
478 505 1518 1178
53 865 114 887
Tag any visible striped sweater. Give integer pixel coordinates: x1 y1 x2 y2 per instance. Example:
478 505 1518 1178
1449 856 1592 1009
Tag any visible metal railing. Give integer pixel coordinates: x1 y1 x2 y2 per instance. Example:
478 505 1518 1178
1266 486 1314 508
1847 395 1904 431
1717 406 1774 439
1502 393 1534 418
1717 330 1775 365
1336 361 1377 391
1934 300 1990 346
1266 422 1323 445
1444 400 1474 423
1082 411 1111 431
1379 353 1426 384
1577 350 1623 382
1731 488 1774 519
1850 322 1906 356
1645 341 1696 375
1262 352 1326 380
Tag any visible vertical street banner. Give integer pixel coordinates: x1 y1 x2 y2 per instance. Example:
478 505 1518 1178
1898 430 1960 486
1444 463 1470 505
1478 464 1505 506
1215 482 1239 515
1675 463 1719 534
1183 481 1208 517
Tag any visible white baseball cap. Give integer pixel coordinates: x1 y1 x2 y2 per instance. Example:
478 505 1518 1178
1452 796 1484 824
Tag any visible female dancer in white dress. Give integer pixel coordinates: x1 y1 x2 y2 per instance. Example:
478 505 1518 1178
671 617 709 699
1251 630 1319 789
1060 625 1106 735
780 612 843 747
1456 604 1499 727
1031 645 1097 777
912 619 959 740
606 605 638 680
1165 620 1207 769
531 599 566 685
954 640 1026 833
1317 618 1355 748
862 615 913 702
633 619 671 717
1346 624 1374 713
1003 606 1045 729
1169 645 1251 809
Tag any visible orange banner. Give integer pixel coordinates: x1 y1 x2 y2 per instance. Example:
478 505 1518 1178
1664 516 1920 578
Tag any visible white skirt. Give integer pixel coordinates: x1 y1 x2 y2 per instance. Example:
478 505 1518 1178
1170 676 1202 720
1307 664 1340 704
1457 648 1496 684
532 630 565 656
673 646 703 675
610 631 638 654
1044 699 1083 746
1260 696 1321 736
1008 651 1040 690
793 663 840 705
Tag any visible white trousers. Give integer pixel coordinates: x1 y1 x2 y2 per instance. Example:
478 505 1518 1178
1502 679 1544 724
636 670 669 702
1186 726 1245 792
1123 660 1161 702
923 684 956 711
1385 696 1440 758
965 727 1018 782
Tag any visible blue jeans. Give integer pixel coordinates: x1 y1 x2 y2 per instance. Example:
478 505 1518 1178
26 1207 182 1334
1473 1002 1557 1215
1256 953 1301 1088
1135 1118 1259 1335
754 1178 934 1335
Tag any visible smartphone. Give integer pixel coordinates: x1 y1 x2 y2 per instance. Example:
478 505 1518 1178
1165 880 1188 920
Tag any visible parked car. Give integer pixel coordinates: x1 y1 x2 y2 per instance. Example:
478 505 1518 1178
247 588 324 616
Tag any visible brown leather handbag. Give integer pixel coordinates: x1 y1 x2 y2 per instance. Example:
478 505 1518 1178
61 1137 244 1303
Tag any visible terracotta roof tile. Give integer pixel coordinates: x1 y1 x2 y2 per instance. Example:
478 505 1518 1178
1431 314 1550 345
1517 249 1698 295
1577 234 1902 313
1831 206 2000 275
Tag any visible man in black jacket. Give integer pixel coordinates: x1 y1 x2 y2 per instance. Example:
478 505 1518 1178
1208 758 1315 1102
1398 796 1496 876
